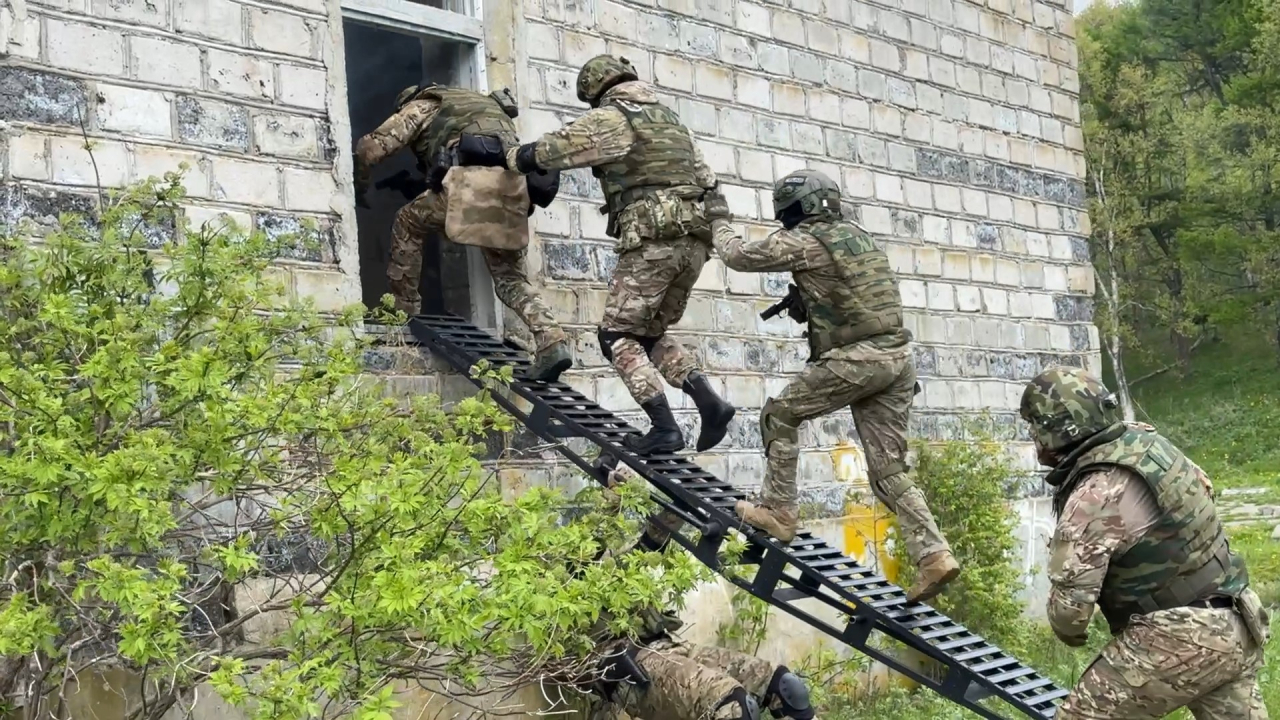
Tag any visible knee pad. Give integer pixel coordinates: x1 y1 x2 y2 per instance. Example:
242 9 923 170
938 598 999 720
713 687 760 720
760 398 800 450
764 666 813 720
869 462 910 500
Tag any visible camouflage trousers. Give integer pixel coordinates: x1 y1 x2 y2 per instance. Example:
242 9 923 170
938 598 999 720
388 190 566 351
761 339 950 565
601 236 709 405
602 638 777 720
1059 607 1268 719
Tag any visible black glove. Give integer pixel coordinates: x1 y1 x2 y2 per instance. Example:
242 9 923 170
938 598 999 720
526 168 561 208
455 133 508 168
703 186 730 222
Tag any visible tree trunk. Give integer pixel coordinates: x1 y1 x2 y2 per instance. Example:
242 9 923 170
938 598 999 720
1164 265 1192 374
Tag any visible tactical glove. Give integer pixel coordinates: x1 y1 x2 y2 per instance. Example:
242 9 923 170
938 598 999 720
703 185 731 223
455 133 508 168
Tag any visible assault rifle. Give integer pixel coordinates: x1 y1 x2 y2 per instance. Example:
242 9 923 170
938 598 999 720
760 283 808 323
375 169 430 201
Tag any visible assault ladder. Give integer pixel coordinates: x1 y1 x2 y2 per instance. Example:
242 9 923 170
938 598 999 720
407 313 1067 719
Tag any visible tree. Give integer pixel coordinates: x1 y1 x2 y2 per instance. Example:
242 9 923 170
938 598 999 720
0 172 704 719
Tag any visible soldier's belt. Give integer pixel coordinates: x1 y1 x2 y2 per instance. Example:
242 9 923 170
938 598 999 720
1110 533 1231 623
809 313 903 351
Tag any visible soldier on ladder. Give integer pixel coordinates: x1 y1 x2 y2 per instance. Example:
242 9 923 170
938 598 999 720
709 170 960 605
353 84 573 382
450 55 737 457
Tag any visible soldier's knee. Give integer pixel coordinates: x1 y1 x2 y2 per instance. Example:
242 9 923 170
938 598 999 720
711 687 760 720
597 328 660 363
764 666 813 720
869 461 911 499
760 399 800 450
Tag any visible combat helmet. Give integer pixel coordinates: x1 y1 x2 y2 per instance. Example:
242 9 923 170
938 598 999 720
772 169 842 229
1019 366 1122 456
576 55 639 106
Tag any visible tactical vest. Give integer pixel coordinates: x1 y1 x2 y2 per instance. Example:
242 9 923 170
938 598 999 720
1056 426 1250 634
591 98 700 214
795 220 904 357
410 86 518 165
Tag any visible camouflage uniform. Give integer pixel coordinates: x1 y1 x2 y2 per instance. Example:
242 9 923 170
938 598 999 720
712 170 957 604
458 55 735 456
353 87 568 362
1023 367 1271 720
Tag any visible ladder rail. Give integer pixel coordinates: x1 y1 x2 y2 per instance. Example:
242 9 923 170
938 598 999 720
404 315 1066 719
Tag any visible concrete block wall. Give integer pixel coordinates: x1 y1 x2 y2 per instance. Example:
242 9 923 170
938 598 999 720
0 0 360 313
517 0 1099 509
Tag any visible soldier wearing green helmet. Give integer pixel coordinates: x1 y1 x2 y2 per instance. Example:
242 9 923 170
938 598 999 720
709 169 959 604
453 54 736 457
1021 366 1270 719
352 83 572 382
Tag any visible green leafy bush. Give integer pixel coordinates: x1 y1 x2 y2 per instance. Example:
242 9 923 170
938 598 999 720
0 175 700 719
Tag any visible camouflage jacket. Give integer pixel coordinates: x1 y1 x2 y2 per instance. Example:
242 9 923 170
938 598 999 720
712 220 908 358
353 98 441 192
506 81 716 188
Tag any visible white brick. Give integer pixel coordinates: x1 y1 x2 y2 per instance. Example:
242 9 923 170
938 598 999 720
981 287 1008 315
598 2 636 37
210 157 280 205
250 8 314 57
1009 291 1033 318
294 270 350 313
184 205 252 234
695 64 734 100
723 184 759 219
903 179 933 210
654 55 693 92
870 39 901 72
840 30 870 64
927 282 955 311
94 0 167 27
208 49 275 100
874 173 904 204
130 36 201 87
961 188 988 215
175 0 243 44
900 279 927 308
736 73 771 109
253 114 318 159
942 251 969 280
995 258 1020 286
956 286 982 312
886 243 913 274
726 267 760 295
861 205 892 234
772 83 806 116
1044 265 1068 292
776 154 806 179
46 19 125 76
1050 324 1072 351
535 201 571 237
873 105 903 136
96 85 172 139
934 184 962 213
271 0 325 13
923 214 950 244
133 145 209 198
771 10 806 44
915 246 941 275
700 141 736 177
809 90 841 124
9 133 49 181
738 148 773 183
736 1 772 35
51 136 127 187
1031 293 1056 320
989 194 1014 222
1 5 41 60
807 19 840 55
279 64 326 110
579 202 611 240
841 98 871 129
843 167 874 198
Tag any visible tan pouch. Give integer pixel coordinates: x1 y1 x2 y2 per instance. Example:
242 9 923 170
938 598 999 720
442 166 530 250
1237 588 1272 651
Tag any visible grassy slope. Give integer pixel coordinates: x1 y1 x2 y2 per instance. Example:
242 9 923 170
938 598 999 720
832 328 1280 718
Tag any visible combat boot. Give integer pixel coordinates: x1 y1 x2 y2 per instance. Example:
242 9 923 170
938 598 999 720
682 371 736 452
735 501 798 544
905 550 961 604
526 340 572 382
625 395 686 456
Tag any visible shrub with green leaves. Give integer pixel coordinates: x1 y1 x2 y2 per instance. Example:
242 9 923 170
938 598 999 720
0 175 702 719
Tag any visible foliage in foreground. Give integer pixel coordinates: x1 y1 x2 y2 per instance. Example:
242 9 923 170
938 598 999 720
0 176 703 719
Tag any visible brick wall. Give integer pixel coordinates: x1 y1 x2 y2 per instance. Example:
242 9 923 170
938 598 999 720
0 0 359 314
0 0 1098 513
517 0 1098 507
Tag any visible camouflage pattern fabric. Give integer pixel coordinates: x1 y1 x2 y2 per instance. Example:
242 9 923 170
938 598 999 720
1052 425 1248 634
712 216 950 566
593 99 700 216
761 340 950 564
353 98 441 192
605 638 777 720
1058 607 1267 719
414 86 518 162
1019 366 1122 455
602 237 708 405
387 188 564 351
441 166 531 250
802 221 904 357
577 54 639 104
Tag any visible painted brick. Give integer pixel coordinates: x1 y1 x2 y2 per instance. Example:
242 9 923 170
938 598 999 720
51 135 128 187
175 0 243 44
210 157 280 205
9 133 50 181
133 145 208 197
46 19 125 76
208 49 275 100
250 8 314 57
96 84 172 139
129 36 201 88
279 64 326 110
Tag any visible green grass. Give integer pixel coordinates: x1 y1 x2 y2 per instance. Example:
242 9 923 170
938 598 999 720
820 326 1280 717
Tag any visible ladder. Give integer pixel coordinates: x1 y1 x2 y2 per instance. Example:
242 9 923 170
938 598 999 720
407 314 1067 719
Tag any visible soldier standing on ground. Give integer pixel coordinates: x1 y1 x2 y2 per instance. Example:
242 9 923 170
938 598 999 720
708 169 959 605
353 84 573 382
450 55 736 457
1021 366 1270 719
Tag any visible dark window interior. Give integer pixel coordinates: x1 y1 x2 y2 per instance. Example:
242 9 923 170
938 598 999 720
343 20 476 318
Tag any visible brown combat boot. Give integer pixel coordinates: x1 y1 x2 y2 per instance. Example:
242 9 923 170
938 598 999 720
906 550 961 604
735 501 798 544
526 340 572 382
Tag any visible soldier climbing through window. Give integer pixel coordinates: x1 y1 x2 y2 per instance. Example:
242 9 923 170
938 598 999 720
709 170 960 605
353 84 573 382
450 55 737 457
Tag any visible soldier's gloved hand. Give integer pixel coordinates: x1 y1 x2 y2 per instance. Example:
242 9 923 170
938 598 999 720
455 133 508 168
703 186 731 223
